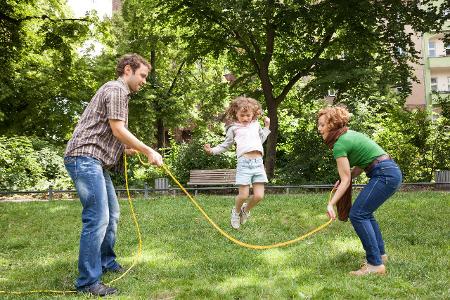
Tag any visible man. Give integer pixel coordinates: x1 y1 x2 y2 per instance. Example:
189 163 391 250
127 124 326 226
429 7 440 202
64 53 162 296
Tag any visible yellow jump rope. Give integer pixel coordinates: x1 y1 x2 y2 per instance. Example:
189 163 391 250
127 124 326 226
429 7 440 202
0 154 334 295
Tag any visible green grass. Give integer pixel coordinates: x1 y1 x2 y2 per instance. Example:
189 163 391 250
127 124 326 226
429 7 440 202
0 191 449 299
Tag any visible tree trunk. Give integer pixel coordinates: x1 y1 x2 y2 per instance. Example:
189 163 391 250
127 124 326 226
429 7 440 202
150 50 165 149
265 97 278 180
259 64 278 179
156 117 165 150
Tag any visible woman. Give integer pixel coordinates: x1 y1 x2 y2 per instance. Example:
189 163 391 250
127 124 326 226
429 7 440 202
317 105 402 275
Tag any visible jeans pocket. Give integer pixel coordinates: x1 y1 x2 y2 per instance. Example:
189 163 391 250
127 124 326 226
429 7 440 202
64 156 78 180
380 166 402 190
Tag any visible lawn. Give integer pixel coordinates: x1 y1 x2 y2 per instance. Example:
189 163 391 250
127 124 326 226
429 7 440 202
0 191 449 299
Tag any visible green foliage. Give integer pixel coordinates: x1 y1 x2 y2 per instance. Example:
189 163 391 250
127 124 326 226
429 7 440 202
0 136 44 190
275 101 337 184
274 89 450 184
0 0 96 144
1 0 449 189
151 0 448 178
373 108 450 182
428 115 450 172
0 136 71 190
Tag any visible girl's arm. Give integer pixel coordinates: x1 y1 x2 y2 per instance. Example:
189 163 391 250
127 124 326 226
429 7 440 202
204 126 235 155
327 156 351 219
259 117 271 143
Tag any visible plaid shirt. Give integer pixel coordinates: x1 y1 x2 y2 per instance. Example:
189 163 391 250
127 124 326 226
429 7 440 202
65 78 130 169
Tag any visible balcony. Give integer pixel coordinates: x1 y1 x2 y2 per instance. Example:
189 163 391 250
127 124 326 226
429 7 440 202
431 91 450 105
429 56 450 68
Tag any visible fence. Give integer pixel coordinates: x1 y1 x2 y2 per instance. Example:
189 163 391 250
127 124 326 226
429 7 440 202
0 182 443 201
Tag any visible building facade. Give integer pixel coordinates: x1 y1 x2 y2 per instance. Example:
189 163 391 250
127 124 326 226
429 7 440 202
406 6 450 116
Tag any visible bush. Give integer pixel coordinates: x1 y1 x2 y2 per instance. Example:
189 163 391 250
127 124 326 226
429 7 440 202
165 131 237 184
0 136 71 190
276 108 337 184
0 136 45 190
119 154 167 188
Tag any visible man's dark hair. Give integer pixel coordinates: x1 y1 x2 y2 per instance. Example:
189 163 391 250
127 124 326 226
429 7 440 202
116 53 151 77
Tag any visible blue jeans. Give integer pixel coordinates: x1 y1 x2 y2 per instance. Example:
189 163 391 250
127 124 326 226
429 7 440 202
64 156 121 289
349 160 402 266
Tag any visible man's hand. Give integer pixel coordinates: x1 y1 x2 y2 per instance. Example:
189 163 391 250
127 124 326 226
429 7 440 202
263 116 270 128
204 144 213 155
145 149 163 166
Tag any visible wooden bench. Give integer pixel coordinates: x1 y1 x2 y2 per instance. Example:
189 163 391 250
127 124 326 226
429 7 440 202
187 169 236 195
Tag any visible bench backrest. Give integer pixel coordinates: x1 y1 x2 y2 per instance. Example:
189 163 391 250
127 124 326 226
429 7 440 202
187 169 236 185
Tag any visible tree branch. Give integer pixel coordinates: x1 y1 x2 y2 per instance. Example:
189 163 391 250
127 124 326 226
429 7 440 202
166 60 186 97
0 12 89 24
181 1 262 76
232 30 261 75
275 27 336 105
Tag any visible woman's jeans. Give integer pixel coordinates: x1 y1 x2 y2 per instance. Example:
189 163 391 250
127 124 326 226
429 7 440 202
64 156 120 288
349 160 402 266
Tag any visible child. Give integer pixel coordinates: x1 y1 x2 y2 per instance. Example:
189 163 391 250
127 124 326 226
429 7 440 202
204 96 270 229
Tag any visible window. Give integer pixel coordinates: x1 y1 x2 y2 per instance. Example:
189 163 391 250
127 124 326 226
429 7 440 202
429 41 436 57
431 78 438 92
446 44 450 56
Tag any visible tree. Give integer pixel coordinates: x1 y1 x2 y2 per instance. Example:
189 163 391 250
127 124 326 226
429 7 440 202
152 0 448 179
96 0 231 149
0 0 94 143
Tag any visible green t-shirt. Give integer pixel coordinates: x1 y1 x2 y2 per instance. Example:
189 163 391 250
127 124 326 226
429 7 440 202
333 130 386 168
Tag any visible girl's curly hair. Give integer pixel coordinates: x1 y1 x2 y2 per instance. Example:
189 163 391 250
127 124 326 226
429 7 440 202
224 96 262 123
317 105 350 131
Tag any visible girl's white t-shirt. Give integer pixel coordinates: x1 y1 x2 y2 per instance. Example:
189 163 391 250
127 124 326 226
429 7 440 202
211 120 270 157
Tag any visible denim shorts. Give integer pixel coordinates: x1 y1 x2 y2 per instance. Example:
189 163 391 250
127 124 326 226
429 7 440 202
235 157 268 185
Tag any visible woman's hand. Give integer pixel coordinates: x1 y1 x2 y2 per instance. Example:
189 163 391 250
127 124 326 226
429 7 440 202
204 144 213 155
327 203 336 220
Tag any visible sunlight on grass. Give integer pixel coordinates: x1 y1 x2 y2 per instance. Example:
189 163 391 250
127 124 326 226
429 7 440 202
138 249 191 268
215 267 314 297
0 258 9 265
216 274 260 291
35 256 62 268
278 267 304 279
260 249 291 266
330 237 363 255
48 205 69 213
